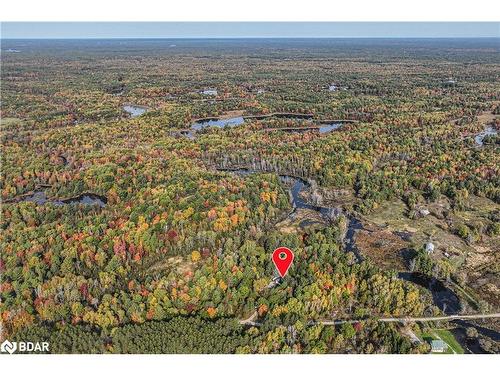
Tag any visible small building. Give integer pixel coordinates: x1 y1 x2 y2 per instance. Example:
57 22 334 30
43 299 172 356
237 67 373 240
441 77 457 85
201 88 217 96
419 209 430 217
431 339 448 353
425 242 435 254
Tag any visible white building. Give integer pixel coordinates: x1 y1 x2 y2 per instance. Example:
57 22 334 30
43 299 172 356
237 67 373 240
425 242 435 254
431 339 448 353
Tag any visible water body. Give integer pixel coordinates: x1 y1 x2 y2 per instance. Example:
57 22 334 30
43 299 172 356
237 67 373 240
450 327 487 354
217 168 317 213
62 194 107 207
217 167 362 260
191 116 245 131
450 320 500 354
343 217 364 259
247 113 314 121
474 126 498 146
190 115 342 135
123 105 147 118
392 244 500 349
218 166 474 317
454 319 500 342
20 191 107 207
278 175 316 211
319 123 343 133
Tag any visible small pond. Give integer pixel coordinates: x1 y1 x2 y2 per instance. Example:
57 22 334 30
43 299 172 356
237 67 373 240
474 126 498 146
319 123 343 133
21 191 107 207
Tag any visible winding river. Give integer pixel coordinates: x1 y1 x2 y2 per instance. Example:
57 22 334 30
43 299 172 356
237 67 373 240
217 165 478 329
216 166 363 261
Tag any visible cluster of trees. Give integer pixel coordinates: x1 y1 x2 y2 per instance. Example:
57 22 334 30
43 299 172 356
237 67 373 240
199 113 499 215
1 38 499 353
409 249 453 281
13 316 422 354
1 198 427 336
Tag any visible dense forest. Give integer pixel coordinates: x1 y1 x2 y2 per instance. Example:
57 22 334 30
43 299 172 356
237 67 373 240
1 38 498 353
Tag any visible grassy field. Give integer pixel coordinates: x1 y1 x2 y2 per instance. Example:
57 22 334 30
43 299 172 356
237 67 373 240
420 329 464 354
436 329 465 354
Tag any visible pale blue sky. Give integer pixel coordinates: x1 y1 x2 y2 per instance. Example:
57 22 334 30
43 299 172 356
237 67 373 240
1 22 499 39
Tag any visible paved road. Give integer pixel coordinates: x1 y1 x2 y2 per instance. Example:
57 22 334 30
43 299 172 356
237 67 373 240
315 313 500 325
239 313 500 326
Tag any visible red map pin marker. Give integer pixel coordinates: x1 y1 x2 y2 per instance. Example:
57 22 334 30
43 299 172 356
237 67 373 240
272 247 294 277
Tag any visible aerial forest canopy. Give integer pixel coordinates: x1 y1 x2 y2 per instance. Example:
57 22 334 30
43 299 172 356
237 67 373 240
1 38 499 354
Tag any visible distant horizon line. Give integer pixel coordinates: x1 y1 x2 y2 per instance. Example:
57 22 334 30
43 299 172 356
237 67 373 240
3 22 497 39
3 36 499 40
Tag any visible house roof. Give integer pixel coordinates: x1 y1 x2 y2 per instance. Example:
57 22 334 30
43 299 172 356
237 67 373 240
431 340 448 350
